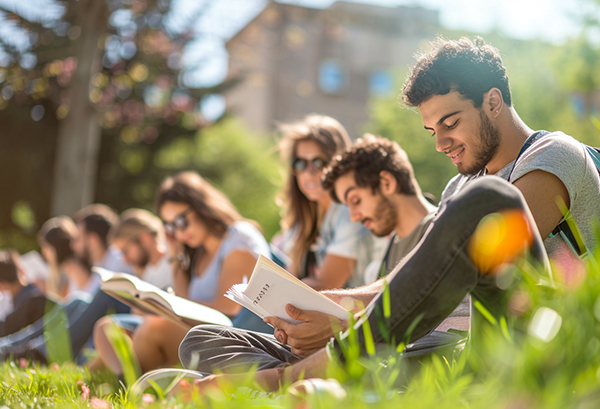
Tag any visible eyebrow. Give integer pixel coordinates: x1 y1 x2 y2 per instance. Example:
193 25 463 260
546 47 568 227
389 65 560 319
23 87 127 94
424 110 462 131
343 187 356 203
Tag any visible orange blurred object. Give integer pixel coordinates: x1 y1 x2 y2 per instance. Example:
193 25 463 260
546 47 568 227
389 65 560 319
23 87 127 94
468 209 534 275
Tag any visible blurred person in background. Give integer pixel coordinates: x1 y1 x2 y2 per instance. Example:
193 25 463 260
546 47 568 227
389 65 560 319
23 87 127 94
92 171 271 374
109 208 172 289
37 216 97 301
0 249 55 337
0 206 132 363
36 216 79 299
72 204 134 275
89 208 173 371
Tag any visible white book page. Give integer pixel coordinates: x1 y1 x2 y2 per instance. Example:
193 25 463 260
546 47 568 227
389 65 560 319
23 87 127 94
233 255 348 324
19 251 49 282
225 284 272 320
95 267 232 327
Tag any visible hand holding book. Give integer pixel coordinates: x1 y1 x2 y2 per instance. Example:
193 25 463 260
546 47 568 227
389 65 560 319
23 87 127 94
265 303 348 357
225 255 349 325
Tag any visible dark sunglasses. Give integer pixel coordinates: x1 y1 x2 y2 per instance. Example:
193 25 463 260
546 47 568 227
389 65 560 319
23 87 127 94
163 207 193 236
292 157 327 174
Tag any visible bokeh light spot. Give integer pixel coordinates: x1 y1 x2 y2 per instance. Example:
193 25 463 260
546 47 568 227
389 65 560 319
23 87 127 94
528 307 562 343
468 209 534 275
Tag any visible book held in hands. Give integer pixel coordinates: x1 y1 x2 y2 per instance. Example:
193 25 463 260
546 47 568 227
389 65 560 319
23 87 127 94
226 255 349 325
94 267 232 329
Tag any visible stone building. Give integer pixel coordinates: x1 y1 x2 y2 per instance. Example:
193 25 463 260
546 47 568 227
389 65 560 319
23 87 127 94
223 1 439 138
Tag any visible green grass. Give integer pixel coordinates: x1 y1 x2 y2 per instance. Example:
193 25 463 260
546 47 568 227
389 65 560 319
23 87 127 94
3 246 600 408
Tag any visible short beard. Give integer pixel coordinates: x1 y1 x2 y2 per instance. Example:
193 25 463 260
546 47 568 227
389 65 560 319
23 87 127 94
459 109 501 176
80 246 93 267
371 194 398 237
136 246 151 269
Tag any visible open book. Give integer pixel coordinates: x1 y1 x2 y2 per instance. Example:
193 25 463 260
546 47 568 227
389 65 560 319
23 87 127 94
226 255 349 325
19 251 50 282
94 267 232 330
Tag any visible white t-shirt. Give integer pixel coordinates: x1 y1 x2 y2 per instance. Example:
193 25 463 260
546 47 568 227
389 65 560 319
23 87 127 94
141 255 173 290
0 291 13 320
282 203 388 288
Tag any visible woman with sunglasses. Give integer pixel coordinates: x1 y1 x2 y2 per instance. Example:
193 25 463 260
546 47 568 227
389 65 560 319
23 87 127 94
276 114 386 290
93 171 271 374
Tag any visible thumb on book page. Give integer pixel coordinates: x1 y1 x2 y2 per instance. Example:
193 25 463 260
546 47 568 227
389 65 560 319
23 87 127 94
286 304 310 322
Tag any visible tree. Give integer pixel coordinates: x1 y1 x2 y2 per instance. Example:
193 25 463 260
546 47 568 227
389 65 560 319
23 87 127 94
0 0 219 219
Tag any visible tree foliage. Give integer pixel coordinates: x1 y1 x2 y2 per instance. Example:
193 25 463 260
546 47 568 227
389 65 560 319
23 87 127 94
0 0 241 251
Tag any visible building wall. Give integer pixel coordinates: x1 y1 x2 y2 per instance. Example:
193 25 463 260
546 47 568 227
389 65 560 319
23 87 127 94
224 1 439 139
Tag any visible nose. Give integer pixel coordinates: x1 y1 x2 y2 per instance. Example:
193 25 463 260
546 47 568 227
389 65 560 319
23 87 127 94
174 229 186 243
348 206 361 223
435 133 452 153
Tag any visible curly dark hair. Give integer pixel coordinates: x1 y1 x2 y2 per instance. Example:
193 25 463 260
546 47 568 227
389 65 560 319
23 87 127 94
402 36 512 108
322 135 417 202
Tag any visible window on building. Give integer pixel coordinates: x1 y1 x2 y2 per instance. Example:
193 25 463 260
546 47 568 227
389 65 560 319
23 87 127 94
369 69 394 97
319 59 347 94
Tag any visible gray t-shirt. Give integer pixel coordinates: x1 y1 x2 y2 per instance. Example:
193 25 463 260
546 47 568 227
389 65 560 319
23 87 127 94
441 131 600 259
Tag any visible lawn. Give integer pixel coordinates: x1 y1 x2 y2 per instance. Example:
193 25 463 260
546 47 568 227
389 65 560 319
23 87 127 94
2 243 600 408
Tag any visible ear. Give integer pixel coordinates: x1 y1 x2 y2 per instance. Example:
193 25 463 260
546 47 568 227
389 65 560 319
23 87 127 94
379 171 397 196
484 88 504 118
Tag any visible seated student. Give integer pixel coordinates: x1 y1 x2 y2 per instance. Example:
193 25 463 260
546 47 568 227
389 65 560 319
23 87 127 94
93 171 272 375
176 36 600 392
36 216 80 300
274 115 387 290
0 206 131 363
178 135 468 371
89 208 173 370
0 250 55 337
109 208 173 289
233 115 387 333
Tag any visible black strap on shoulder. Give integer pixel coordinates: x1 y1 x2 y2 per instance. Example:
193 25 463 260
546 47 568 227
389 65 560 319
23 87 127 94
507 130 585 256
507 130 550 182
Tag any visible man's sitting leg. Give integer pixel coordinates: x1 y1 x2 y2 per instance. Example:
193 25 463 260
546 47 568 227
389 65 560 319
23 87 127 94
179 325 301 373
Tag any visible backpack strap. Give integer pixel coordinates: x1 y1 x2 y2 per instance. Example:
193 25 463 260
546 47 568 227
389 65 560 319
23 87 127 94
506 130 550 182
506 130 587 257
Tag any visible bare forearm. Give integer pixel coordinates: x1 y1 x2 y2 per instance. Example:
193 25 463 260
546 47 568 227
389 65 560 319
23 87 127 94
301 277 335 291
320 278 385 311
172 264 189 297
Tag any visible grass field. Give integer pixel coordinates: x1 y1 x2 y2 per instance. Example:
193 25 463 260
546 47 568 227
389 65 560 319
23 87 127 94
2 233 600 408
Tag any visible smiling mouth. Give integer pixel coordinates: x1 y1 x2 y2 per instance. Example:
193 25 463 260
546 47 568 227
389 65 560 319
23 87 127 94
445 146 465 164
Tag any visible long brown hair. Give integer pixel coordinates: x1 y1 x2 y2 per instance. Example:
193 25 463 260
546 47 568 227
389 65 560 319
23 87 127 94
155 171 246 239
277 114 351 275
155 171 255 280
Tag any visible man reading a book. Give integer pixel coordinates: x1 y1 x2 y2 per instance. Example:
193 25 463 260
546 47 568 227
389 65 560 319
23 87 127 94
178 36 600 392
177 134 470 375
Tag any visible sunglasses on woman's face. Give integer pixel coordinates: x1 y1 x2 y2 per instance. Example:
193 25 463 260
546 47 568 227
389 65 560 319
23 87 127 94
163 207 193 236
292 157 327 174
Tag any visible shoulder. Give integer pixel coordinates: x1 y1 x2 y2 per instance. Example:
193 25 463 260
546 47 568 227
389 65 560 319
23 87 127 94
323 202 366 237
527 131 584 158
440 173 470 206
227 221 265 242
221 221 269 257
16 285 46 306
512 131 591 183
